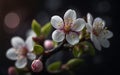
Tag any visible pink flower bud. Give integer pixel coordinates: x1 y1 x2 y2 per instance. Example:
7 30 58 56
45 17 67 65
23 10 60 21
44 40 54 50
31 59 43 72
8 66 17 75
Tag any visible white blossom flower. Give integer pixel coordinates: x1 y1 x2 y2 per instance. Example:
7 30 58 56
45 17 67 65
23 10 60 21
86 13 113 50
51 9 86 45
6 36 36 69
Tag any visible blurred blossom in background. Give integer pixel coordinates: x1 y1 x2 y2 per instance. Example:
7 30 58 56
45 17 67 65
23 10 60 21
0 0 119 75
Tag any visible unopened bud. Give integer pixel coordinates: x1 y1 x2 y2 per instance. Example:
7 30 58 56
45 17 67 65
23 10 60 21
44 40 54 50
31 59 43 72
8 66 17 75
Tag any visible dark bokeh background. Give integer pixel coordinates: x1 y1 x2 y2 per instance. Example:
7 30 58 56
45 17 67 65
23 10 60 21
0 0 120 75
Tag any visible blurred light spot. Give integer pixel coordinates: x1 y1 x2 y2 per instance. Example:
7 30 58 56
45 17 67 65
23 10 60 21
4 12 20 29
97 1 111 13
45 0 62 10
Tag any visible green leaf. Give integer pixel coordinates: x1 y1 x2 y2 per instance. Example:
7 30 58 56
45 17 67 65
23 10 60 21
73 46 83 58
81 41 95 56
47 61 61 73
66 58 83 70
41 22 52 37
32 19 41 36
33 44 44 55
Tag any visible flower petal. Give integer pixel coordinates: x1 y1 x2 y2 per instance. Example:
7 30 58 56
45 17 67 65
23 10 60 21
91 34 101 50
11 36 25 49
64 9 76 23
66 32 79 45
103 30 113 39
93 17 104 28
87 13 93 25
51 15 64 29
102 20 105 28
15 57 27 69
27 53 36 60
26 29 36 37
6 48 18 60
71 18 86 32
86 23 92 32
99 39 110 48
52 30 65 42
25 36 34 52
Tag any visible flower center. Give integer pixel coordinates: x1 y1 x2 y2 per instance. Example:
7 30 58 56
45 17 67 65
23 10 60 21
93 29 99 36
93 22 104 36
18 47 28 56
64 25 71 33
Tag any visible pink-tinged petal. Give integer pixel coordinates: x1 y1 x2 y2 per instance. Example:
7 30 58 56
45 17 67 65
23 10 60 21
91 34 101 51
99 39 110 48
71 18 86 32
25 36 34 52
51 15 64 29
11 36 25 49
52 30 65 42
66 32 79 45
27 53 36 60
87 13 93 25
6 48 18 60
15 57 27 69
64 9 76 24
86 23 92 32
93 17 104 28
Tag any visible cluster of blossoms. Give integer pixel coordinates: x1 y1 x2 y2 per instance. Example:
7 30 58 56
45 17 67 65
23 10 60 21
6 9 113 75
51 9 113 50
